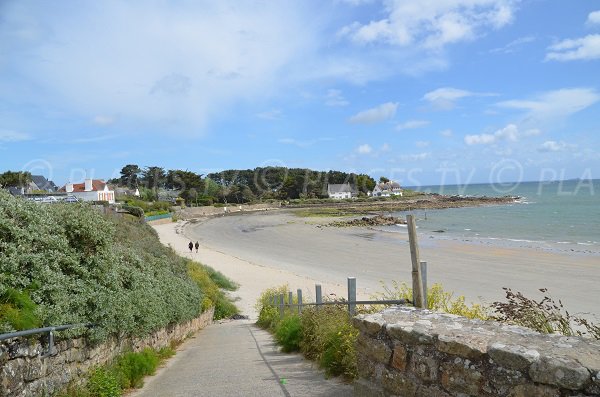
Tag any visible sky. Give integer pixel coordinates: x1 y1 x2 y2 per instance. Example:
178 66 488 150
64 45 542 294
1 0 599 187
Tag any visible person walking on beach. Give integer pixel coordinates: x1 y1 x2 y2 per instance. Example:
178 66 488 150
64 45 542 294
188 241 193 253
194 241 199 253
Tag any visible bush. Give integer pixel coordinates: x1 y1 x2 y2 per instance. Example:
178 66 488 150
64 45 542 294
275 315 302 352
372 281 489 320
492 288 599 339
87 367 120 397
114 348 159 389
187 261 238 320
121 204 144 218
0 190 202 341
256 287 357 380
0 288 41 332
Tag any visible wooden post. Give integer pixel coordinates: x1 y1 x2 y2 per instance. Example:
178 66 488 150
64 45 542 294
420 261 428 309
315 284 322 310
348 277 356 316
407 214 425 308
279 294 285 318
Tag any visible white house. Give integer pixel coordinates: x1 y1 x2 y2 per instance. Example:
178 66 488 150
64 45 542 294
60 179 116 204
327 183 357 199
372 181 403 197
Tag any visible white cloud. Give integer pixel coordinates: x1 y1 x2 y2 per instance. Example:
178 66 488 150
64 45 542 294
71 134 118 144
339 0 517 49
546 34 600 61
92 115 115 125
357 144 373 154
422 87 494 110
325 89 349 107
440 129 453 137
0 130 31 142
587 10 600 25
349 102 398 124
396 119 429 130
464 123 519 145
399 152 430 161
416 140 430 148
380 143 391 152
489 35 535 54
278 137 334 148
0 2 319 134
257 110 283 120
538 140 576 153
497 88 600 121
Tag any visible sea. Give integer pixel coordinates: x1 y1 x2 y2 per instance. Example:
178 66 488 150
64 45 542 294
384 179 600 255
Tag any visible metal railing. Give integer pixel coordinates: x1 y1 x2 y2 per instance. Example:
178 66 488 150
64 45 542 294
0 323 94 357
268 277 415 318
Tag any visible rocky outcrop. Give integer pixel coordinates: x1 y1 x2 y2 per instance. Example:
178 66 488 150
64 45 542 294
353 306 600 396
328 215 406 227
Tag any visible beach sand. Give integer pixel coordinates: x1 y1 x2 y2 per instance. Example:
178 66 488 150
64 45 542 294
154 210 600 320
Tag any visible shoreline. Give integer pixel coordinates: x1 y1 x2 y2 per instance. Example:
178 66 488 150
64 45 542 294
182 210 600 320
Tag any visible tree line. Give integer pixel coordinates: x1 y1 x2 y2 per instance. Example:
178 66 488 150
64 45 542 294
110 164 377 204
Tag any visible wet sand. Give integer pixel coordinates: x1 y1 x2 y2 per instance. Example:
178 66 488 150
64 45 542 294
178 211 600 320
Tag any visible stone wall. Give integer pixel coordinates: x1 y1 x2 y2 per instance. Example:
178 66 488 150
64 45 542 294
0 307 214 397
353 306 600 397
178 202 280 219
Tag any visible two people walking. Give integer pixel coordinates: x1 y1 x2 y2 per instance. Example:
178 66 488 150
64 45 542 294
188 241 199 253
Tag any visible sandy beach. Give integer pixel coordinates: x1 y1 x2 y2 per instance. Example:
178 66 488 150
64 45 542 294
154 210 600 321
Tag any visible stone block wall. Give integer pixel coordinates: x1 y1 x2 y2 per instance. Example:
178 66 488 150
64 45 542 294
0 307 214 397
353 306 600 397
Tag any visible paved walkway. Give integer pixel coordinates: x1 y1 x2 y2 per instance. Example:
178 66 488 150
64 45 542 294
128 320 354 397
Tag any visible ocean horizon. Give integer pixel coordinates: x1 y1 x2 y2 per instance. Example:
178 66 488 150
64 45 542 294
387 179 600 255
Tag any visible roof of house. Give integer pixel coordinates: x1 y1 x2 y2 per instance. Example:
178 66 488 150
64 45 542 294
375 181 401 190
327 183 357 194
59 179 108 192
31 175 58 191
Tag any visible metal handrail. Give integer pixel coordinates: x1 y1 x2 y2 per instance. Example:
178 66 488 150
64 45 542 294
0 323 94 357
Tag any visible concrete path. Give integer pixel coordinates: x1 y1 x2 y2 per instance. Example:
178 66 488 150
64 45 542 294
128 320 353 397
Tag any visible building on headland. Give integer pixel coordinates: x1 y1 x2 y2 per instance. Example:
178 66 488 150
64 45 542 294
327 183 357 199
59 179 116 204
372 181 403 197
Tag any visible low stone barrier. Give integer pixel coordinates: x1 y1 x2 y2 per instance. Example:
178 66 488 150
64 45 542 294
0 307 214 397
178 202 280 219
353 306 600 397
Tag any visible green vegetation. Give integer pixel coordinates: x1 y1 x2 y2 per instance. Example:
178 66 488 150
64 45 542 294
56 346 176 397
256 282 491 380
256 286 359 380
187 262 238 320
0 170 32 188
0 190 237 339
492 288 599 340
372 281 489 320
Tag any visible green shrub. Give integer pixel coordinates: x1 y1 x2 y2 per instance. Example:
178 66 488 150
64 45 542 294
255 285 292 330
202 265 238 291
0 288 41 331
372 281 489 320
299 305 358 379
87 367 120 397
187 261 238 320
114 348 159 389
275 315 302 352
0 190 201 340
122 204 144 218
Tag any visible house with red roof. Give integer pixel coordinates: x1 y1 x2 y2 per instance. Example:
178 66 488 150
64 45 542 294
59 179 115 204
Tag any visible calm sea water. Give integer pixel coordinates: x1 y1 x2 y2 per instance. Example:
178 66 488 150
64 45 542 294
388 180 600 254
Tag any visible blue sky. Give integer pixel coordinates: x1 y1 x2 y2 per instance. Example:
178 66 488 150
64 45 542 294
1 0 599 187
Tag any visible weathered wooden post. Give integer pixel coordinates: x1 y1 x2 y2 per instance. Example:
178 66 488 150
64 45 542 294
315 284 322 310
420 261 428 309
288 291 293 315
297 289 303 314
348 277 357 316
407 214 425 308
279 293 285 318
